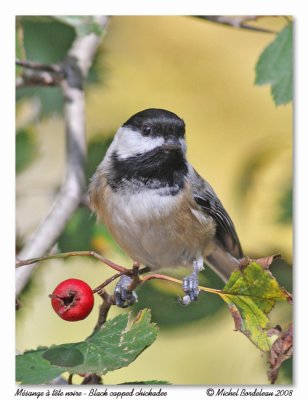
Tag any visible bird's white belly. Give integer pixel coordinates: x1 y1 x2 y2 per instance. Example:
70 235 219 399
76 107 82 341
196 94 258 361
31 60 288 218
102 188 213 269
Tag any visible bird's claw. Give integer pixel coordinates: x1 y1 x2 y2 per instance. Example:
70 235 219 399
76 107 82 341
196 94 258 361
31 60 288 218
114 275 138 308
181 272 200 305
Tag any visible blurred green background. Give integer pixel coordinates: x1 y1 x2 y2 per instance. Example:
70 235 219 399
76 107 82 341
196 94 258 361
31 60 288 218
16 16 292 385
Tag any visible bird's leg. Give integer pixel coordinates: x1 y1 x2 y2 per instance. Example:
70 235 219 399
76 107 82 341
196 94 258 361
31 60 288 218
114 262 140 308
182 257 204 305
114 275 138 308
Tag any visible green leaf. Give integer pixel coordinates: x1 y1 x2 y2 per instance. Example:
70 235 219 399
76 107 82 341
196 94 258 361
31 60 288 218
42 347 84 368
16 349 66 384
53 16 104 37
223 261 290 313
22 19 75 65
255 23 293 105
219 261 291 351
221 294 272 351
16 310 158 384
58 309 157 375
16 128 38 173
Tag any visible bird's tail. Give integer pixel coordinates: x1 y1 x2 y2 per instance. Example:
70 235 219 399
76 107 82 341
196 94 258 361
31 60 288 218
205 245 241 283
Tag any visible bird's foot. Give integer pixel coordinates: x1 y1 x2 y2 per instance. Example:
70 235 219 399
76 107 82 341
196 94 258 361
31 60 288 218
114 275 138 308
181 258 203 305
181 271 200 305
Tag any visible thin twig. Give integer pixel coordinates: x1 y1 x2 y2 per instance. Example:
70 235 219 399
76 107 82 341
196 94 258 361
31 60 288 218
127 262 141 292
16 59 62 73
92 290 115 333
92 271 128 293
140 273 221 295
16 59 62 89
16 70 61 88
16 250 128 273
16 249 221 295
196 16 276 34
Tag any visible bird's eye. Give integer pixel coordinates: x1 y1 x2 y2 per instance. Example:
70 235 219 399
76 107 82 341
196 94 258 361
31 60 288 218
142 124 152 136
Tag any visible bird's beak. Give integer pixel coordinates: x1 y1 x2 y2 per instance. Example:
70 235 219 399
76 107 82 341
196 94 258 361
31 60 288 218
161 136 182 151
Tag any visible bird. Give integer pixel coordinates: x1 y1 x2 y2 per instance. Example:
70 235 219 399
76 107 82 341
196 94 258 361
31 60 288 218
89 108 243 307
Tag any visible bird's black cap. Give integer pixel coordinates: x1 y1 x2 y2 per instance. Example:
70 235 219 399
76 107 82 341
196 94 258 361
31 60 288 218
123 108 185 138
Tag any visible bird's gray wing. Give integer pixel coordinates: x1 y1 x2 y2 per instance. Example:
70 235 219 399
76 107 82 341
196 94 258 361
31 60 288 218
189 166 243 260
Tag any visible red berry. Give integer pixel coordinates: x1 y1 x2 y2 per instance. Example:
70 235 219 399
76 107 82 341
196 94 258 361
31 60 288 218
50 279 94 321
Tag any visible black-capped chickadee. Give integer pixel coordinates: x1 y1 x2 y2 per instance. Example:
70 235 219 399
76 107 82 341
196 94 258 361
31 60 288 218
89 108 243 307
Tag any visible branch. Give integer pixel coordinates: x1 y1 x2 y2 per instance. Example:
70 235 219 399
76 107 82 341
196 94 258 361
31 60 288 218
16 250 128 273
16 59 62 73
16 72 59 88
67 16 108 77
16 16 109 296
92 290 114 333
197 16 276 34
15 59 64 88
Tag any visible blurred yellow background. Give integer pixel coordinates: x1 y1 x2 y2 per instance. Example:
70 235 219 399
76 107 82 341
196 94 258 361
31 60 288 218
16 16 292 385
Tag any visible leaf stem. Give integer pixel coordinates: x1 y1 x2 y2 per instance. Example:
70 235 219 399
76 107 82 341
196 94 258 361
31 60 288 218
140 273 222 295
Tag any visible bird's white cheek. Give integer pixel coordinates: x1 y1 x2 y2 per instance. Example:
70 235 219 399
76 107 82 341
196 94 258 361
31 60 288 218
114 127 164 159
